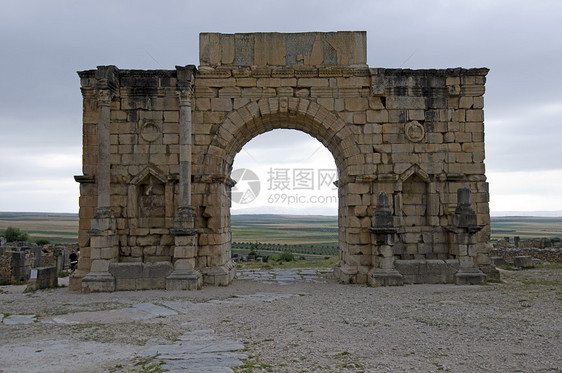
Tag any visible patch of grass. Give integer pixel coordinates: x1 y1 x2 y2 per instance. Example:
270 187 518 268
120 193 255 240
341 361 365 369
334 351 351 359
235 359 272 372
535 262 562 269
413 317 440 327
333 351 365 369
134 355 163 373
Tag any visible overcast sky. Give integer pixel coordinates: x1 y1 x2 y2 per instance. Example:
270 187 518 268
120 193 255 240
0 0 561 215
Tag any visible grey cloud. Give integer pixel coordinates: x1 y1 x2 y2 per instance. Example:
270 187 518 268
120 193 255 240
0 0 561 212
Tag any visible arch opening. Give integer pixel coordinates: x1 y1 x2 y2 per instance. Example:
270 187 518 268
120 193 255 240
229 128 340 265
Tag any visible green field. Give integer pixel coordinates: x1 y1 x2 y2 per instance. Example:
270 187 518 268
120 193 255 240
0 212 79 244
489 216 562 241
1 212 560 247
231 214 338 246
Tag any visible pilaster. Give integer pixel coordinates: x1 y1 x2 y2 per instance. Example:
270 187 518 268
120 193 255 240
166 66 203 290
81 66 119 292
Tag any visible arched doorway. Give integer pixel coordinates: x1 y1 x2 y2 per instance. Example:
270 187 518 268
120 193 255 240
194 97 369 285
229 129 339 264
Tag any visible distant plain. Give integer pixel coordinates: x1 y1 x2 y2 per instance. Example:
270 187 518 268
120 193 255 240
1 212 561 245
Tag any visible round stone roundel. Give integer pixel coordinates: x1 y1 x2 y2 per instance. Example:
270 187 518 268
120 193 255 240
405 121 425 143
141 122 161 142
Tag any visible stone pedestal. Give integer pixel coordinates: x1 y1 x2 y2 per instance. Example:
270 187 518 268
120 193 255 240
368 234 403 286
334 263 359 284
368 193 403 286
449 188 486 285
81 208 117 292
166 208 203 290
454 266 487 285
368 268 404 286
81 271 116 292
166 269 202 290
201 260 237 286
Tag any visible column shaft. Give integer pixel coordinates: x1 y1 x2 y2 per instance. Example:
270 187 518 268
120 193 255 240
178 95 192 208
96 90 111 209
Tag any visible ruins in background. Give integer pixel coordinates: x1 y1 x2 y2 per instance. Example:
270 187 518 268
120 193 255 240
72 32 497 292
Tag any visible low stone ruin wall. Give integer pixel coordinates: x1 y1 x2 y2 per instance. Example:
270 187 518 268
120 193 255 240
25 266 58 291
0 252 11 284
490 248 562 263
494 237 561 249
0 244 76 285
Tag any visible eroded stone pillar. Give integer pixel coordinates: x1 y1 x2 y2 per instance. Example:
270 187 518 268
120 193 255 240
449 187 486 285
166 66 202 290
82 68 119 292
368 192 403 286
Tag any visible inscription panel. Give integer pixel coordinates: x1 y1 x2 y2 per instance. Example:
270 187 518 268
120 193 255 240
199 32 367 67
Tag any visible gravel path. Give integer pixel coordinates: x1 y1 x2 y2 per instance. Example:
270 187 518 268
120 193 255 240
0 267 560 372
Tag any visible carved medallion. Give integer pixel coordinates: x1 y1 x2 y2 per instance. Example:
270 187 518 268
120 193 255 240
405 121 425 143
141 122 161 142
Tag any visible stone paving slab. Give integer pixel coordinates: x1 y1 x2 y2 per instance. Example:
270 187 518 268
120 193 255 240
236 268 331 284
139 329 247 372
2 314 37 324
0 339 138 373
161 300 196 314
133 302 178 317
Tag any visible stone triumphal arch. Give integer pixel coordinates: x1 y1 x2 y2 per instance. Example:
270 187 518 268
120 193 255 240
71 32 498 292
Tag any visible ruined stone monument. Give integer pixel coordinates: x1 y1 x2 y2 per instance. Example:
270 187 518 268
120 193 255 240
71 32 497 292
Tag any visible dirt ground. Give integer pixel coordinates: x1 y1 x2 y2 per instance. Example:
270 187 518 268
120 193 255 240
0 266 560 372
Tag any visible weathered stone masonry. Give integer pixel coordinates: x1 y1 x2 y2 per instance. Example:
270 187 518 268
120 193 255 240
71 32 498 292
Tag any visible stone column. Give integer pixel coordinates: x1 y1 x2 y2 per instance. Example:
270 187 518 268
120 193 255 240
368 192 403 286
96 88 112 212
449 187 486 285
166 66 202 290
81 67 119 292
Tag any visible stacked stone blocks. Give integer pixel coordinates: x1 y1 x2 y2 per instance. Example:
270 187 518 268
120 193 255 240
72 32 496 291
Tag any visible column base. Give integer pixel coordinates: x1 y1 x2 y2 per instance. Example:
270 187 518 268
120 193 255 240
455 267 486 285
333 263 358 284
69 269 88 291
81 271 115 293
166 270 203 290
368 268 404 286
479 263 501 282
201 261 236 286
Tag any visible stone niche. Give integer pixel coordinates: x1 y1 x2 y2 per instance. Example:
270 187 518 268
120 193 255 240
71 31 497 292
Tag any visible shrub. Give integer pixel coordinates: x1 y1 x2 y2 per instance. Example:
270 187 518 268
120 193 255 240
2 227 29 242
248 241 260 256
278 250 295 262
36 238 50 245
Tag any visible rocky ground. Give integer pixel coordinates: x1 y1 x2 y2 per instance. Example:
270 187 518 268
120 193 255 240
0 266 560 373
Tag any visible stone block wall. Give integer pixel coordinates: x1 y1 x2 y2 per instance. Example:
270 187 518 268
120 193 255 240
77 70 180 266
73 32 494 290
